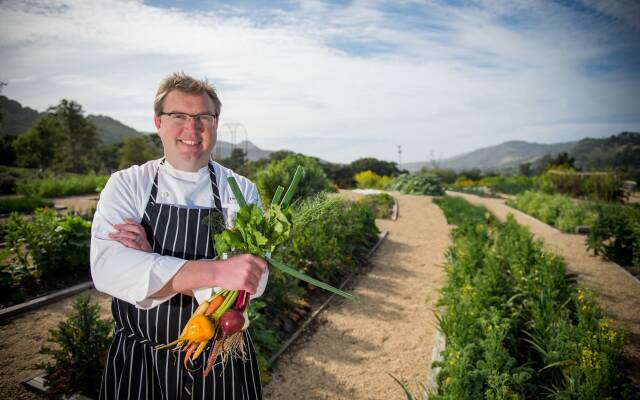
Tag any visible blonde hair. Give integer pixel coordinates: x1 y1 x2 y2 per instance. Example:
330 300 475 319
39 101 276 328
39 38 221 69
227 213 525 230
154 72 221 116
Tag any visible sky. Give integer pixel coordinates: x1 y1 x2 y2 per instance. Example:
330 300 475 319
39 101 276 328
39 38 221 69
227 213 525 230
1 0 639 165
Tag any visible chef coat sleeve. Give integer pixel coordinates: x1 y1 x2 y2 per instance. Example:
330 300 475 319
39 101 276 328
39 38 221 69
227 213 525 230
90 170 187 309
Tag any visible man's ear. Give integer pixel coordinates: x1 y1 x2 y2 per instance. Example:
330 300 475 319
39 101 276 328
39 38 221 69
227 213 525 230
154 115 161 130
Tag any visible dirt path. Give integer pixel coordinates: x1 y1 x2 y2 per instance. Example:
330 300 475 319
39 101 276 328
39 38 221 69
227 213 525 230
0 289 112 400
448 191 640 385
264 193 450 399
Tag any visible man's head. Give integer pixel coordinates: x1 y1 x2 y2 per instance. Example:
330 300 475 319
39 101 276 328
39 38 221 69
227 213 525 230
153 72 222 172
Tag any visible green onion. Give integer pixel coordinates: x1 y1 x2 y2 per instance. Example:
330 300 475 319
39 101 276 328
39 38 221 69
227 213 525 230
227 177 247 208
280 166 305 208
266 257 357 302
271 186 285 205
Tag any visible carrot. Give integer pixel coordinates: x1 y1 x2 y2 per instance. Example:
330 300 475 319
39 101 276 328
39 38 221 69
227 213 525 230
183 342 198 368
192 341 208 361
204 295 225 317
193 300 210 316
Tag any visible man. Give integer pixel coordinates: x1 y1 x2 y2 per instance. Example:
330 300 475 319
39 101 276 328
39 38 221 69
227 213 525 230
91 72 267 399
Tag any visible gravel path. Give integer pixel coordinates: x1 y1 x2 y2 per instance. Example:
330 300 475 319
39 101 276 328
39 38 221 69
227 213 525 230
264 193 450 399
448 191 640 386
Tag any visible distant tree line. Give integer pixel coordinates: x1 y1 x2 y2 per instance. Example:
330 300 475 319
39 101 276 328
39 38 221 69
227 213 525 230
0 97 162 173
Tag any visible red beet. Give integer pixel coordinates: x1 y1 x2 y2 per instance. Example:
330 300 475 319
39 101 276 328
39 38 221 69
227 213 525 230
220 309 245 335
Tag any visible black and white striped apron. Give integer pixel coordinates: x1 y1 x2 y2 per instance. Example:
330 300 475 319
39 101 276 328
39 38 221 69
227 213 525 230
100 161 263 400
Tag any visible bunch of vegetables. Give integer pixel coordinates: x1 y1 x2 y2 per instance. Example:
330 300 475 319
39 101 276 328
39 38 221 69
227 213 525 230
158 166 356 376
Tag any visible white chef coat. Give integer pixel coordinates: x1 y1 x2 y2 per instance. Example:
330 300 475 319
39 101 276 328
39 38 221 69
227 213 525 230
90 158 268 309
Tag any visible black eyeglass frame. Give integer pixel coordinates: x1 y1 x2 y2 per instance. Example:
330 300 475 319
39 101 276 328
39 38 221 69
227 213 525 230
158 112 218 123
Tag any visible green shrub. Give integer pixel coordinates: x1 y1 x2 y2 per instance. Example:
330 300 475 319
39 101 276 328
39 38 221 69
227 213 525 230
0 165 49 195
432 215 633 399
5 209 91 279
254 154 332 206
387 173 445 196
587 203 640 270
357 192 395 218
544 169 625 202
0 196 54 214
479 175 534 195
507 191 596 233
15 173 108 198
37 294 113 398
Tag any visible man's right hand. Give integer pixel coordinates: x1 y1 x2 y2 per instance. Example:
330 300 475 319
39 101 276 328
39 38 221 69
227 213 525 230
210 254 268 294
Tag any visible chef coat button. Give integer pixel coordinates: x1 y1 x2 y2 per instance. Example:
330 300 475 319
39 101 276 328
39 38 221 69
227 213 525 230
163 192 169 197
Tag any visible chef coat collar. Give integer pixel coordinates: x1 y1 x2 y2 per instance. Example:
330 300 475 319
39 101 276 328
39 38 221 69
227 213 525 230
160 158 211 183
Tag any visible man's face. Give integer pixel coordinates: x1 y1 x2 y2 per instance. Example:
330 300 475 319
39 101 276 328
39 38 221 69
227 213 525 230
154 90 217 171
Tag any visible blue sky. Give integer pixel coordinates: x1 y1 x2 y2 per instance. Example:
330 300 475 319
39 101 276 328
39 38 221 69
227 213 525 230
1 0 639 164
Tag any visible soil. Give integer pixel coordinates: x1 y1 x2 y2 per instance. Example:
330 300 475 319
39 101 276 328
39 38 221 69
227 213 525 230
264 192 450 399
448 191 640 387
0 289 112 400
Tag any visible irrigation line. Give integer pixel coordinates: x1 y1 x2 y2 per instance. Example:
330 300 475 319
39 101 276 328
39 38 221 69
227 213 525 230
268 230 389 366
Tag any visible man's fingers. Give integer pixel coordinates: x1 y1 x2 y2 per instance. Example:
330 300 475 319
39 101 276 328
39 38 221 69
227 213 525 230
109 231 138 241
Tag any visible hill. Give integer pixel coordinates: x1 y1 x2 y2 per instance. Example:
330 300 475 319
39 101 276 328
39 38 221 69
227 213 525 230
0 95 40 136
0 95 144 144
571 131 640 180
87 114 144 144
212 139 272 161
403 140 577 172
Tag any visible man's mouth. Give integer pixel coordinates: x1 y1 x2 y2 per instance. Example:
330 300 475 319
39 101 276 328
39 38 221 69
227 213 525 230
178 139 201 146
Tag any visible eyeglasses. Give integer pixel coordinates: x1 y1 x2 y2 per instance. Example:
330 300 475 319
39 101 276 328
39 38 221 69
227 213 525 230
159 112 218 126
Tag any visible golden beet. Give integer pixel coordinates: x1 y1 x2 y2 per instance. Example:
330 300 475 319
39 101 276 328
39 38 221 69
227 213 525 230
183 315 215 342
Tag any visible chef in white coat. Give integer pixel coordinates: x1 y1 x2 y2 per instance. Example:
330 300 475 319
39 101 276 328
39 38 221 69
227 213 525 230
91 72 267 400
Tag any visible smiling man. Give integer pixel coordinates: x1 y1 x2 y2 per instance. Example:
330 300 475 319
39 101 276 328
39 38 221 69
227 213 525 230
91 72 267 399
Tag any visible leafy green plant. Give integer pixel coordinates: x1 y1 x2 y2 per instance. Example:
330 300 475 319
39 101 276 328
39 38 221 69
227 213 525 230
5 209 91 279
254 154 332 207
587 203 640 272
433 196 496 226
37 294 113 398
387 173 445 196
507 190 596 233
357 192 395 218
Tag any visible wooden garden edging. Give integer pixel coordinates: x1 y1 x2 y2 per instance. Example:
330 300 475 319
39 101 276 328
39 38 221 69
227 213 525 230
0 281 94 324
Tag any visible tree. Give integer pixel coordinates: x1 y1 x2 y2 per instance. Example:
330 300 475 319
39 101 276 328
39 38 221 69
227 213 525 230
118 136 162 169
0 134 17 166
349 157 401 177
14 116 72 172
220 148 247 171
254 154 332 206
49 100 102 173
13 99 103 173
547 152 575 170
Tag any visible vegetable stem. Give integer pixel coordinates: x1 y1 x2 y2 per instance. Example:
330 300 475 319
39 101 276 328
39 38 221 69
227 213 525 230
266 257 357 301
280 166 304 208
271 186 285 205
227 177 247 208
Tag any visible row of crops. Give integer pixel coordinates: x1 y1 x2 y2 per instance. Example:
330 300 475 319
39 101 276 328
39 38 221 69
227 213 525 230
356 168 639 278
428 197 635 399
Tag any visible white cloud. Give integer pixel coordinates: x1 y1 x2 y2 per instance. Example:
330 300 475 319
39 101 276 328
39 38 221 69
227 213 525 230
0 0 638 164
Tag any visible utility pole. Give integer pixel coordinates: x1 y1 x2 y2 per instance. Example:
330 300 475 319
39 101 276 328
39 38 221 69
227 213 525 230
397 145 402 167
